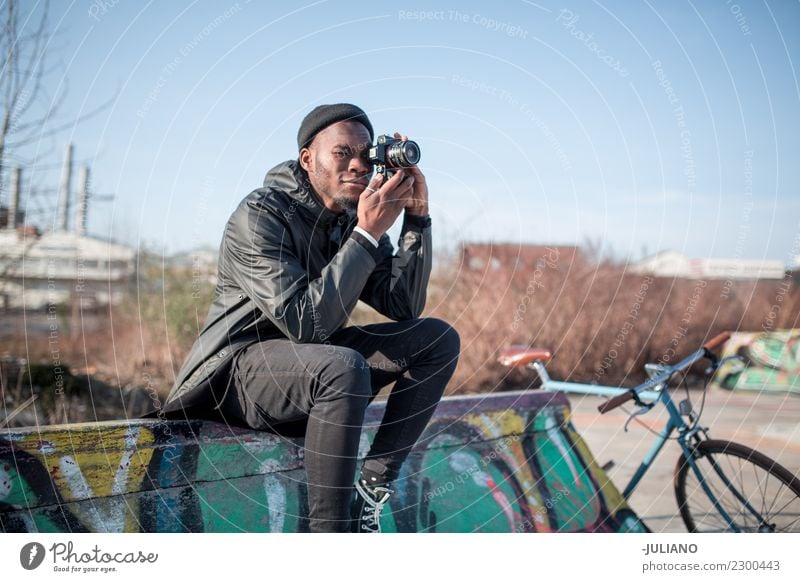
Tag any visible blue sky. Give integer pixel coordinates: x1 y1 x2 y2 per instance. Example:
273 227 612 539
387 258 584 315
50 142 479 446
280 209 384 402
13 0 800 263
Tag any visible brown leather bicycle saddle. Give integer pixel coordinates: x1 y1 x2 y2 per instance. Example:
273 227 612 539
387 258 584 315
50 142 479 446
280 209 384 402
497 346 552 368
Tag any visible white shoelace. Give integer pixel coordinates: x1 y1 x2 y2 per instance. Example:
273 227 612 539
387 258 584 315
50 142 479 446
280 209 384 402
355 480 393 533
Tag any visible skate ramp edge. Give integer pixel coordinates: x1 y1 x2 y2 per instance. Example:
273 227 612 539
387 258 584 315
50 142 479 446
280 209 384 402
1 390 646 532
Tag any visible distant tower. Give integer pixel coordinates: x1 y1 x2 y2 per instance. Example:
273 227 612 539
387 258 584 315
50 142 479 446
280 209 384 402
7 166 21 230
56 143 74 231
75 166 89 237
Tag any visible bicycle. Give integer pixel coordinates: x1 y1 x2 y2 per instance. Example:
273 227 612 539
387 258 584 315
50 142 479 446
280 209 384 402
498 332 800 532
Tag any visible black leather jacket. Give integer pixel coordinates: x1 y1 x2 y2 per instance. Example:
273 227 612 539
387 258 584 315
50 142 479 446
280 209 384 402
164 159 432 411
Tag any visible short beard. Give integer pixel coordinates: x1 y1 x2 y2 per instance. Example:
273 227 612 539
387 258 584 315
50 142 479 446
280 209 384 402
308 158 359 211
331 193 358 210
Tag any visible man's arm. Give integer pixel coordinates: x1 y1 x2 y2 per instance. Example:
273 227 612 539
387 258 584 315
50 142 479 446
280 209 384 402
357 137 432 320
222 199 381 343
358 212 432 321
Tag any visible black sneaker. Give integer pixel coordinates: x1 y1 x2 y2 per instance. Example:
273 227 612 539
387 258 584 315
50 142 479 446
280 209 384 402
351 478 393 533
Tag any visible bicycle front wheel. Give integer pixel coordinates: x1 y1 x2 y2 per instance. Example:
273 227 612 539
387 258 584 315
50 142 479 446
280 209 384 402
674 439 800 532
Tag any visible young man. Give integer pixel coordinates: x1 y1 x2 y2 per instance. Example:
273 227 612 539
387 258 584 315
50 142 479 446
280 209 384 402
163 103 459 532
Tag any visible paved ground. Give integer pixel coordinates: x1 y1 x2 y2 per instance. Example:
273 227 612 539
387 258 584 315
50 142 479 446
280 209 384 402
566 388 800 532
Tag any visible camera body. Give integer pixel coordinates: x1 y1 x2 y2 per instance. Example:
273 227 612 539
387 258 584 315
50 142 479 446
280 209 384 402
368 135 421 177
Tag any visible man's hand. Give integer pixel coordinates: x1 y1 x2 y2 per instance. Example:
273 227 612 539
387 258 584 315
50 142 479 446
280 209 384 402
393 131 429 217
357 169 415 239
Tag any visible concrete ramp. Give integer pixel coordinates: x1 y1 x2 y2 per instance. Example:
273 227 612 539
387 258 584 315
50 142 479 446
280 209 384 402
1 390 645 532
710 330 800 395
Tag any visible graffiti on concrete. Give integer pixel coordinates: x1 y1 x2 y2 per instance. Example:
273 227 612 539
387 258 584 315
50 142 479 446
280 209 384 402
1 391 646 532
711 330 800 395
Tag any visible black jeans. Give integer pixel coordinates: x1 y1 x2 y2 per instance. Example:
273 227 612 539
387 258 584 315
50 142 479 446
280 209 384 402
211 317 460 532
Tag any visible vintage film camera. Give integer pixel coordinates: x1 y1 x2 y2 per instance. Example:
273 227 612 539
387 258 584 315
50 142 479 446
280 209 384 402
368 135 421 177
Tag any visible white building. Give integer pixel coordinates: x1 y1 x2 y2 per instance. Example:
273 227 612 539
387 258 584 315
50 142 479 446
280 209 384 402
631 250 786 280
0 229 135 310
1 151 136 310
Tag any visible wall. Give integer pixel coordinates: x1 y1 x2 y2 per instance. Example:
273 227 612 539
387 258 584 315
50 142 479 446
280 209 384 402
711 330 800 395
1 391 645 532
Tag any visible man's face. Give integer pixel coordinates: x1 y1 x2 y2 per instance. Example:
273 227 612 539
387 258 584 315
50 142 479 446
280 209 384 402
299 120 373 211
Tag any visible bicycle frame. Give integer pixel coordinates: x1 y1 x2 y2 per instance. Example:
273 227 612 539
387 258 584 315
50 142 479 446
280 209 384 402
528 348 751 531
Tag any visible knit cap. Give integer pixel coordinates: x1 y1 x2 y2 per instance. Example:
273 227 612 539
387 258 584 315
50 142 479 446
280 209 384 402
297 103 374 150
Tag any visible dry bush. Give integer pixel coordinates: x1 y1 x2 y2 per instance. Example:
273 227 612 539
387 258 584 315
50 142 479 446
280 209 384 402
3 244 798 424
425 246 799 394
1 253 214 424
56 255 214 396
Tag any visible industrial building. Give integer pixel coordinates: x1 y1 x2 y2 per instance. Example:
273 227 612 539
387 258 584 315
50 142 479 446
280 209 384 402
630 250 786 280
0 145 135 311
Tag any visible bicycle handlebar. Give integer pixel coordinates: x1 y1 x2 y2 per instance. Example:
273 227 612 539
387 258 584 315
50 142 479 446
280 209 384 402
597 390 636 414
598 331 731 414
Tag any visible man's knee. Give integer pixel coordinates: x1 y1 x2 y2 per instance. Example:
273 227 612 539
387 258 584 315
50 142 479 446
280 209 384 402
418 317 461 360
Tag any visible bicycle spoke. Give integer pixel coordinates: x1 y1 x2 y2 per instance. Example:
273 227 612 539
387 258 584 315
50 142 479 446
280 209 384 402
753 460 768 510
765 471 795 519
734 455 758 530
687 463 735 530
771 495 800 518
705 455 747 529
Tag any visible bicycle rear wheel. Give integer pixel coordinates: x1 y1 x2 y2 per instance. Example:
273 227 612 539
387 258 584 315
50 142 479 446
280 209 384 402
674 439 800 532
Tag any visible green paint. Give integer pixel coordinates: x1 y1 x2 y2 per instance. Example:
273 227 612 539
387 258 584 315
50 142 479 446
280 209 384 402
414 443 522 532
533 415 600 531
1 391 646 533
713 330 800 395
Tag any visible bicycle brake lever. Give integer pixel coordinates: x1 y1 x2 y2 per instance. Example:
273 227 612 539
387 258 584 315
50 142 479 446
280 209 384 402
623 403 654 432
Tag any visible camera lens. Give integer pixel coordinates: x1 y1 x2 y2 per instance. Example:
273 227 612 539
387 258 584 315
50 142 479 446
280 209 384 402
386 140 421 168
402 142 420 165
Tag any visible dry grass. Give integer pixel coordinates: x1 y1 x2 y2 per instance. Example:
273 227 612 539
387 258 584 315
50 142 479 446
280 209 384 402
0 258 212 423
2 245 798 425
426 248 799 393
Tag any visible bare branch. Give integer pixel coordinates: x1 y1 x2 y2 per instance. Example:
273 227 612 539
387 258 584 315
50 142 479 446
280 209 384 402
10 87 117 147
11 76 68 133
0 0 115 207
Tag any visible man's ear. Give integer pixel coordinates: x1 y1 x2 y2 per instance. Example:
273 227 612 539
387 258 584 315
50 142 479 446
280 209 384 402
299 147 313 172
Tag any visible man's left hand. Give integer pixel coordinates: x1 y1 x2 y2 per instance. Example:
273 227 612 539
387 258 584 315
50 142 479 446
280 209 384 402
394 132 429 217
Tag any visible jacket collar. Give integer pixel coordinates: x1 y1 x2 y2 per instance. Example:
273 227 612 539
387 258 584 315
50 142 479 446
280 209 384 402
263 159 354 227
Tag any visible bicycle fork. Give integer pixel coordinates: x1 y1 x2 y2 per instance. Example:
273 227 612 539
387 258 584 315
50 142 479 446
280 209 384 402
619 420 751 532
619 391 772 532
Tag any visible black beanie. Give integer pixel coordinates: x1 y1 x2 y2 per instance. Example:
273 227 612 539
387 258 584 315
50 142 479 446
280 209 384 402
297 103 374 150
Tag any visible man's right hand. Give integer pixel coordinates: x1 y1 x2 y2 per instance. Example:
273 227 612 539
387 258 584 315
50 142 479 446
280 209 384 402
357 170 415 239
